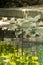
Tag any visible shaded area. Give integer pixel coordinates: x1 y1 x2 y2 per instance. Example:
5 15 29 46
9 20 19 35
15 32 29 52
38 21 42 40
0 0 40 8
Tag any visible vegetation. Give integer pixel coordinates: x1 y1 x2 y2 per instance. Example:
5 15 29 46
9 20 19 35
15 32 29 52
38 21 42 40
0 14 43 65
0 41 43 65
0 41 39 65
14 15 41 38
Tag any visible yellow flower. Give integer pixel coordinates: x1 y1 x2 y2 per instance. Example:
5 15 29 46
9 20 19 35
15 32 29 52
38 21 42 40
1 53 5 57
16 59 20 61
6 58 11 62
32 56 38 61
32 61 39 65
26 56 29 60
10 62 16 65
8 53 13 57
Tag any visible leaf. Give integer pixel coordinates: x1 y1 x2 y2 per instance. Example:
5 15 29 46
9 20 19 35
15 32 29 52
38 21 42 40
33 15 41 22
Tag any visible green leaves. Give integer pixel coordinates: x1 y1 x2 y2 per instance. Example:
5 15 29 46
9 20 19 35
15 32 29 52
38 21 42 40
14 15 41 38
37 45 43 64
0 41 39 65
